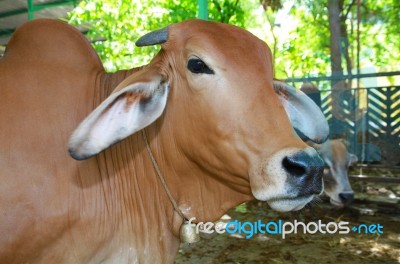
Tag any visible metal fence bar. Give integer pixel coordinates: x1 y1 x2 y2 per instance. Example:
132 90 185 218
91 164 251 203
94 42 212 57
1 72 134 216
349 175 400 183
285 72 400 171
286 71 400 83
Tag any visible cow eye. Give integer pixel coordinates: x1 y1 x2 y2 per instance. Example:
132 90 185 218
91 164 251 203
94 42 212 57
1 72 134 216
187 58 214 74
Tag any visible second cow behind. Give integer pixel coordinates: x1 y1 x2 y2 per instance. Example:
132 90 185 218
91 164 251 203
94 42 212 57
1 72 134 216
314 139 358 207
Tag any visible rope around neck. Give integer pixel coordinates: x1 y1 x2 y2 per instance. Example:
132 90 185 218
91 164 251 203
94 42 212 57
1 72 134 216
141 129 187 221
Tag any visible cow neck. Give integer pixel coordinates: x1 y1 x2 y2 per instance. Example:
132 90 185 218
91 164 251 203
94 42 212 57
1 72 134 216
142 129 203 243
98 68 143 103
141 129 187 221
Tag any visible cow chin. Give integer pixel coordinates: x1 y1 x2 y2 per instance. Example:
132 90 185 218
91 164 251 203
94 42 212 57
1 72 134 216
329 198 345 208
251 187 315 212
266 196 314 212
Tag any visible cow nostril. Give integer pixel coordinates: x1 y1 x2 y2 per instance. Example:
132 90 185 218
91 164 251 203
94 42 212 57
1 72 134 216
339 193 354 204
282 149 324 196
282 156 306 177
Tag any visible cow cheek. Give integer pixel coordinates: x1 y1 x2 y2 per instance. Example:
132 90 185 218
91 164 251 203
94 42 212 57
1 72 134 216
322 176 337 198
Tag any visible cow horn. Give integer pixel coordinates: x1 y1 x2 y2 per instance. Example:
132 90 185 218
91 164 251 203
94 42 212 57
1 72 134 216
135 27 169 47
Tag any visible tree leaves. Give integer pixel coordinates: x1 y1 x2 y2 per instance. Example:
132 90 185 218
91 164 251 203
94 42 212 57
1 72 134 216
67 0 399 78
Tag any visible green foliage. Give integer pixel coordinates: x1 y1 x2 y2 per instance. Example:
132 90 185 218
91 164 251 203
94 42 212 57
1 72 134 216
68 0 165 71
234 203 248 213
273 2 331 78
68 0 245 72
68 0 399 79
358 0 400 71
272 0 400 79
260 0 283 11
209 0 245 26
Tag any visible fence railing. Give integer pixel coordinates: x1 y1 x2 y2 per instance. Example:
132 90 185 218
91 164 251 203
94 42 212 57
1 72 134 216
285 71 400 167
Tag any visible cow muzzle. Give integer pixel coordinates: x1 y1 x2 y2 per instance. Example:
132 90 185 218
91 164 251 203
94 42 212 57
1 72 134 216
250 147 324 212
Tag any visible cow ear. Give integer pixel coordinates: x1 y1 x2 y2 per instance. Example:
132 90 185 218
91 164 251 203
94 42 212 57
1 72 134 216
273 81 329 144
68 70 169 160
349 153 358 166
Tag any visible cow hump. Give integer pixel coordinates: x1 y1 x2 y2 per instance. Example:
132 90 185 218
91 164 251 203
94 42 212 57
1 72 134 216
3 19 104 73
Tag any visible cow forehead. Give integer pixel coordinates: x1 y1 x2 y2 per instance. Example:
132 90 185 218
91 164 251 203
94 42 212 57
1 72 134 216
332 141 347 156
325 140 349 166
164 19 272 68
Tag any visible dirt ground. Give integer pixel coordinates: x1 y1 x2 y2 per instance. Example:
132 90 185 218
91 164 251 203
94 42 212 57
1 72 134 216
174 172 400 264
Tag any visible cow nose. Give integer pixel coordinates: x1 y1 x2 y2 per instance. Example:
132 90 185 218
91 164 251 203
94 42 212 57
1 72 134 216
283 150 324 195
282 156 307 177
339 193 354 205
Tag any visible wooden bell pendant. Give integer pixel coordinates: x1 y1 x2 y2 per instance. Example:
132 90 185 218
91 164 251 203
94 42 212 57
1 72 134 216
180 220 200 243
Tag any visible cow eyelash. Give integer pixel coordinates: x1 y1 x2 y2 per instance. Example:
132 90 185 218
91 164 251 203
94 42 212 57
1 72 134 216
187 58 214 74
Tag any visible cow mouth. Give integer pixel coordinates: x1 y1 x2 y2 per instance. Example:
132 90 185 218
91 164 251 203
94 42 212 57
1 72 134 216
329 198 344 208
267 195 314 212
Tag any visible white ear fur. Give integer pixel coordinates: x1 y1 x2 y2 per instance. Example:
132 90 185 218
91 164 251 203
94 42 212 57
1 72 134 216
273 81 329 144
348 153 358 165
68 77 169 160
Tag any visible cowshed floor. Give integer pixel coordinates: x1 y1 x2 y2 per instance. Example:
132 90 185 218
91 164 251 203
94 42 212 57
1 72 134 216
174 172 400 264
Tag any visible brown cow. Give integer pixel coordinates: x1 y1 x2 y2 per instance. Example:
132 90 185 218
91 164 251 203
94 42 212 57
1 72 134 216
317 139 358 207
0 19 328 263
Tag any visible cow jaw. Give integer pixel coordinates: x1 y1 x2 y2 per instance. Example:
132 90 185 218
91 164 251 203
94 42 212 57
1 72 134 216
249 147 324 212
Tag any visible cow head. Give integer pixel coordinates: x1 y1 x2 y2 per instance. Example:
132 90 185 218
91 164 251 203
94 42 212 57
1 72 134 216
319 139 357 207
68 19 328 213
